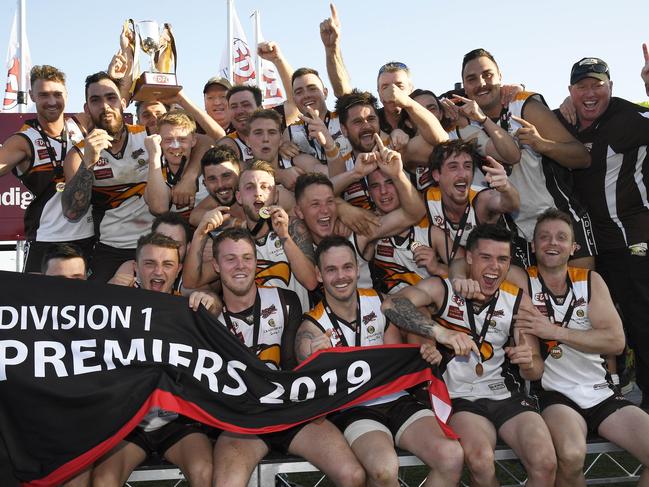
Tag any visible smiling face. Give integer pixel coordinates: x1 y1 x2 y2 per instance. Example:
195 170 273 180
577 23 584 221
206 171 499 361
137 101 167 134
31 79 67 124
84 78 126 136
203 161 239 206
204 84 230 127
317 245 359 304
293 73 328 116
466 239 511 298
295 183 337 243
367 169 399 214
159 123 196 169
136 244 181 294
248 118 281 162
568 77 612 130
341 104 380 153
462 56 502 115
533 218 576 270
228 90 259 134
236 169 276 223
433 151 474 207
212 237 257 297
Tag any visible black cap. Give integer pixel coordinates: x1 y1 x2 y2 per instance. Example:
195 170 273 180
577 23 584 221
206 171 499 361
203 76 233 94
570 57 610 85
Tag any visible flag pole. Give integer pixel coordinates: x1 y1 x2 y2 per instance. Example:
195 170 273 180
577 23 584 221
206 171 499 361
227 0 233 84
17 0 26 113
251 10 262 89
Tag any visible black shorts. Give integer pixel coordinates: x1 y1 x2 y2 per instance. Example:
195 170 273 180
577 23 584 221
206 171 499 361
89 243 135 282
451 393 539 431
125 418 205 457
23 237 95 273
330 395 434 445
537 390 633 433
258 423 307 454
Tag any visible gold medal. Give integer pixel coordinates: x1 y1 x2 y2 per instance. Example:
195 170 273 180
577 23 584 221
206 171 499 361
55 182 65 192
409 241 423 252
475 363 484 376
258 206 271 219
550 345 563 359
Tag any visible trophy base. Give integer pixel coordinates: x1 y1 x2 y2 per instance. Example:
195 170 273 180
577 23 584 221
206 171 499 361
133 72 182 102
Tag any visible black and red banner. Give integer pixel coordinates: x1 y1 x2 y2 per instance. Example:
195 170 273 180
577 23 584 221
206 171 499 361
0 271 453 486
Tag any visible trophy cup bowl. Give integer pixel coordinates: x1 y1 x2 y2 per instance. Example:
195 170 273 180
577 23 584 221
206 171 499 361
133 20 182 102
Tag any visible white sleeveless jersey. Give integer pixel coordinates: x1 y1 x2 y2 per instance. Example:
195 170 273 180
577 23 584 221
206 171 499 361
424 185 483 258
217 286 287 370
75 125 154 248
285 111 352 162
501 92 555 240
373 219 431 294
527 266 614 408
254 230 311 312
226 131 254 162
350 233 373 288
304 288 404 405
436 278 524 401
14 118 93 241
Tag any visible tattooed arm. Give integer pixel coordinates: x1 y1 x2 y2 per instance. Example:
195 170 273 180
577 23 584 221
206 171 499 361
276 216 318 290
61 155 94 222
295 320 333 364
382 278 478 356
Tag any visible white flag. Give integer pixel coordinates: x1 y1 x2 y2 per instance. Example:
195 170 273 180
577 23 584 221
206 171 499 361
219 4 256 86
2 9 32 113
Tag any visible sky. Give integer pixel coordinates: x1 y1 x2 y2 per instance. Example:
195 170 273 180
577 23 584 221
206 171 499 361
0 0 648 115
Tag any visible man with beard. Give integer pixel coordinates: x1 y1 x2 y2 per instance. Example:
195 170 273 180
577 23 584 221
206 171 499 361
183 161 317 311
217 85 263 163
293 135 426 289
514 209 649 487
189 146 245 226
209 228 365 487
295 236 465 487
424 139 520 262
62 71 153 282
382 224 557 487
0 65 94 272
92 232 216 487
461 48 594 268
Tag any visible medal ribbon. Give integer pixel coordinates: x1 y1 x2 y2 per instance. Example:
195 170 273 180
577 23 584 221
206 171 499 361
465 293 498 362
323 292 362 347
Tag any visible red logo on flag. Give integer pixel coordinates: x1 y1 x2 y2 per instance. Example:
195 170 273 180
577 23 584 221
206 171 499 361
3 57 19 111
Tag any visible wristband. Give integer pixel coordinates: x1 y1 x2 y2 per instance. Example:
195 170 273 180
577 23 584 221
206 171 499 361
325 144 340 158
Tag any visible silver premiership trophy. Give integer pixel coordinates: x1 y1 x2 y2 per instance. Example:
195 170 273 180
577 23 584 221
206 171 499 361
133 20 182 102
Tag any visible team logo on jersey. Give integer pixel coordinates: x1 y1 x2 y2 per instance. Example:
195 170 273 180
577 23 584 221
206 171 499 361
492 309 504 318
37 148 50 160
92 182 146 208
367 325 376 334
574 297 586 308
255 260 291 287
576 309 585 317
95 157 109 167
452 295 465 307
376 244 394 258
534 292 545 302
362 311 377 326
268 319 276 328
433 216 445 228
131 148 145 159
373 260 421 292
448 306 464 321
35 138 45 147
261 304 277 319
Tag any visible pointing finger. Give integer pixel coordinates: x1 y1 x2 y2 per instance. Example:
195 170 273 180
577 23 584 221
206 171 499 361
644 43 649 62
330 3 339 22
373 133 385 151
510 115 532 128
452 94 471 104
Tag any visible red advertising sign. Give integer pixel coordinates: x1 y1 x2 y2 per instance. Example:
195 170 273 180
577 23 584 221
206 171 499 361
0 113 32 240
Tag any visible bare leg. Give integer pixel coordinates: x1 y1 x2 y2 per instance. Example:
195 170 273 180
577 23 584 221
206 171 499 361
91 441 146 487
289 419 365 487
498 411 556 487
61 467 91 487
164 432 212 487
449 411 498 487
397 415 463 487
541 404 587 487
598 405 649 486
212 432 268 487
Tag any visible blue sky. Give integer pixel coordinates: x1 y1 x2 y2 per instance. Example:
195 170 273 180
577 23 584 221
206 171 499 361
1 0 647 114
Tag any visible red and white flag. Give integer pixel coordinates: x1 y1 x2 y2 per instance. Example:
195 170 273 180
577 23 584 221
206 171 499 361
2 8 32 113
256 26 285 108
219 4 256 86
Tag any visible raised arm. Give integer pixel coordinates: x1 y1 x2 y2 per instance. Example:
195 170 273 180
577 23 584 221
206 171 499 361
0 134 31 177
295 320 333 363
320 3 352 97
475 156 520 223
143 134 171 215
257 41 298 124
182 207 229 288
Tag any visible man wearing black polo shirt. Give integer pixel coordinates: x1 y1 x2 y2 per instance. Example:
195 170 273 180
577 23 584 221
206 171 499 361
559 56 649 408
